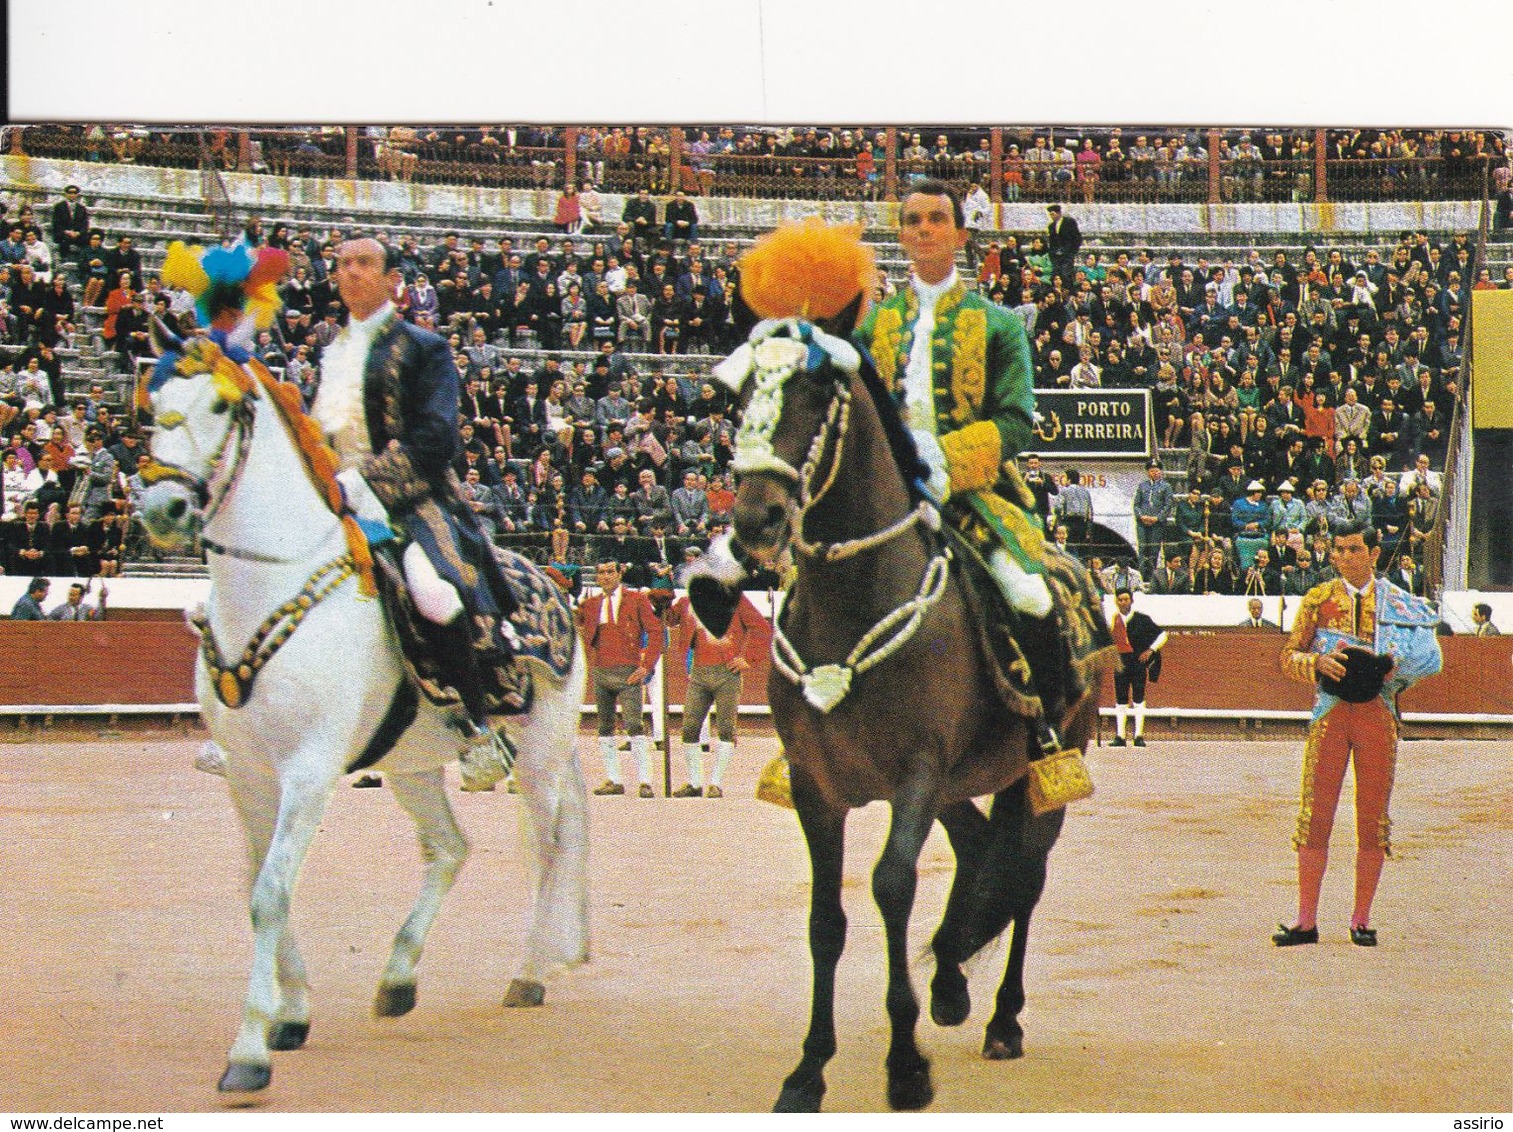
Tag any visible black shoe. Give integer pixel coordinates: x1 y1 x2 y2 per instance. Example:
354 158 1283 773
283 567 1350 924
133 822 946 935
1350 925 1377 947
1272 923 1318 946
1133 736 1147 747
1110 736 1128 747
352 773 383 789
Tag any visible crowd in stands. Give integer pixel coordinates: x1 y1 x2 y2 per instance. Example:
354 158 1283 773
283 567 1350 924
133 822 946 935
18 124 1510 206
1001 219 1477 597
0 150 1500 594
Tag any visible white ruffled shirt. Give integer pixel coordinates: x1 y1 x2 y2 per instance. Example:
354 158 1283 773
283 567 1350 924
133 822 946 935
312 301 393 472
903 270 957 437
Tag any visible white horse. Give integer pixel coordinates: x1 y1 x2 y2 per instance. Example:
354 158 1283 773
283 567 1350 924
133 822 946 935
139 343 589 1093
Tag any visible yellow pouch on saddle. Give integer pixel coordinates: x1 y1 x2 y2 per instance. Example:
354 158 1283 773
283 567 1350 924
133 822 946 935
756 752 795 810
1026 747 1095 815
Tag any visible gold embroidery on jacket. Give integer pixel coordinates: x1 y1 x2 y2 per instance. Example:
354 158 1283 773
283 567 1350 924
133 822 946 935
872 306 904 391
950 307 988 426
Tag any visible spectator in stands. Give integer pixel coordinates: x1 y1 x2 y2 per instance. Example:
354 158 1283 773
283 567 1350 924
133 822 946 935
1469 603 1500 636
1149 549 1192 595
50 185 89 263
1193 543 1239 595
631 466 672 533
669 468 709 537
52 501 98 577
1231 480 1272 568
1326 476 1373 532
103 235 143 291
665 190 698 246
615 280 652 347
1242 545 1282 596
1387 550 1426 596
623 189 658 252
1045 204 1082 287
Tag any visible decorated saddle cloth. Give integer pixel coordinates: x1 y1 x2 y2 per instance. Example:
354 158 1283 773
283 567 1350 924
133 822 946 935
373 543 578 717
943 515 1115 723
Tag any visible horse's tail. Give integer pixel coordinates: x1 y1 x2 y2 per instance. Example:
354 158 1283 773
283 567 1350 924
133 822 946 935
932 775 1062 968
512 637 591 972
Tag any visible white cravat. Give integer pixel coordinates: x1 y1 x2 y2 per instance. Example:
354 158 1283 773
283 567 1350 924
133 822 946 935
903 269 958 436
599 587 620 627
311 301 393 471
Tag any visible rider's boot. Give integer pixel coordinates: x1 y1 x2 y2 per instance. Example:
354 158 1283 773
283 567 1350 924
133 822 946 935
428 617 516 792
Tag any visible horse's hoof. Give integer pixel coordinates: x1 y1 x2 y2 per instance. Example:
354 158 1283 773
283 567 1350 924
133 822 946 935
982 1034 1024 1061
773 1084 823 1113
502 978 546 1008
930 971 970 1027
887 1063 935 1111
267 1021 309 1051
218 1061 271 1092
374 981 417 1017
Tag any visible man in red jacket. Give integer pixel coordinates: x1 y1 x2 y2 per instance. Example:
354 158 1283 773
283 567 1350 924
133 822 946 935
577 560 665 796
665 587 768 797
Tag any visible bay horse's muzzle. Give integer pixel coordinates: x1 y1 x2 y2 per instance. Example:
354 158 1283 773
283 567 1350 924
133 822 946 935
732 474 795 565
140 480 202 551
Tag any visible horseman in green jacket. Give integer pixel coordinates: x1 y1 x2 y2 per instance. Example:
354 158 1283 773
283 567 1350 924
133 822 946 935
854 180 1051 616
854 181 1110 739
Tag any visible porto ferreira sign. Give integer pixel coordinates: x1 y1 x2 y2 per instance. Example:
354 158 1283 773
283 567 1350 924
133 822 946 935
1029 390 1152 459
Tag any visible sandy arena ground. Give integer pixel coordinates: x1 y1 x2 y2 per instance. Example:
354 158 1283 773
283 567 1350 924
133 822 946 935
2 727 1508 1114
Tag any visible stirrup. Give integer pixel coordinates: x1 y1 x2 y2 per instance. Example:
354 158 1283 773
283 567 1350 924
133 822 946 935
458 723 517 792
1035 721 1066 759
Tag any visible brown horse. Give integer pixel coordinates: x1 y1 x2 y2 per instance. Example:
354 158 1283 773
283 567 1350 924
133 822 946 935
722 322 1102 1112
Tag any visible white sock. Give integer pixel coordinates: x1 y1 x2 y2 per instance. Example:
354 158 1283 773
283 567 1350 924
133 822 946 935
1114 703 1128 739
711 740 735 788
987 549 1053 617
599 736 622 783
1134 701 1147 739
631 735 653 784
682 741 705 788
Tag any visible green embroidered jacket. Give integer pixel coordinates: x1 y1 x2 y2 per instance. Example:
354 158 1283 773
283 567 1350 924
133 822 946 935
854 280 1035 496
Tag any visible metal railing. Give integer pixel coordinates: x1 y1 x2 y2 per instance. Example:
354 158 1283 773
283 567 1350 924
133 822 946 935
12 123 1506 210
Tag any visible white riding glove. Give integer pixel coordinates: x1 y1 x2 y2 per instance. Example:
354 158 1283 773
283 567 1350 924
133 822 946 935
335 468 391 527
910 429 951 504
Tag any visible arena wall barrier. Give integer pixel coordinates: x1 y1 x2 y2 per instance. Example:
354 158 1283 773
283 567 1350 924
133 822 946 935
2 592 1508 731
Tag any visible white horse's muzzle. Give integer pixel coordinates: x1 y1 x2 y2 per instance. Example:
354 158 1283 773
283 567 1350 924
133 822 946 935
141 480 202 551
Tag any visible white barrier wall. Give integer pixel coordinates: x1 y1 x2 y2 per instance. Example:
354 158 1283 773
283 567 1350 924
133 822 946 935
0 156 1485 238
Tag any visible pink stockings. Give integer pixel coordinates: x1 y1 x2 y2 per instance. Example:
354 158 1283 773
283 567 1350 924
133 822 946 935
1291 699 1397 931
1295 845 1385 931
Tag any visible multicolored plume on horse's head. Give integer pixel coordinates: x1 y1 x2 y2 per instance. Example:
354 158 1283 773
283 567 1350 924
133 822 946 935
737 218 875 330
157 240 289 366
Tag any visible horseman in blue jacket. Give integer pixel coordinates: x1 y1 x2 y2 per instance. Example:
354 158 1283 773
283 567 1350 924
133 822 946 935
314 238 518 751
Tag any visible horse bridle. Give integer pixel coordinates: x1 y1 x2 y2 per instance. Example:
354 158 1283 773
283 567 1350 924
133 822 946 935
731 328 938 564
146 375 338 565
729 322 950 713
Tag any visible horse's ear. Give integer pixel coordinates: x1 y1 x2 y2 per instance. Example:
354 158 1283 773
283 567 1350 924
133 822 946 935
814 291 865 340
730 285 760 343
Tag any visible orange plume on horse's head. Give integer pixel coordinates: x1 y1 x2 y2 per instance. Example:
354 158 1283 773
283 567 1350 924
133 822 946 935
737 218 876 330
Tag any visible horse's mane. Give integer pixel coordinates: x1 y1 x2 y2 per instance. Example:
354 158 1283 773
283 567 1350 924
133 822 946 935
244 360 378 596
850 348 929 501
